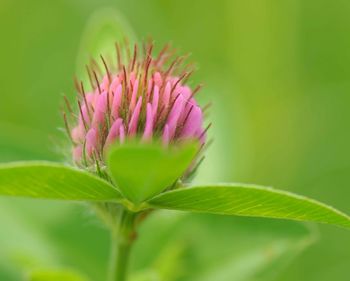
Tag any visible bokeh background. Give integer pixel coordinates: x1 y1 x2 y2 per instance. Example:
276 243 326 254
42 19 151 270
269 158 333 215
1 0 349 280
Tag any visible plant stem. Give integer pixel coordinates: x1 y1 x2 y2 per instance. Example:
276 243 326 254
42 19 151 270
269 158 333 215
109 209 136 281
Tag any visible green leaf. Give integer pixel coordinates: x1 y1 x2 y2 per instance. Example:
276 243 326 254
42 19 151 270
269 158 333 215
76 7 137 86
107 142 198 204
28 269 89 281
148 184 350 229
0 162 122 202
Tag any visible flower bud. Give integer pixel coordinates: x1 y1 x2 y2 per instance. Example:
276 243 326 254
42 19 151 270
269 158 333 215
65 41 208 167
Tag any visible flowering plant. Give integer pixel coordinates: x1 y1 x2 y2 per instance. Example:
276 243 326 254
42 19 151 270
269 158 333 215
0 36 349 281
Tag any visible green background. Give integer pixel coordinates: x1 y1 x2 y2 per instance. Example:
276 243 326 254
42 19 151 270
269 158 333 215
0 0 349 280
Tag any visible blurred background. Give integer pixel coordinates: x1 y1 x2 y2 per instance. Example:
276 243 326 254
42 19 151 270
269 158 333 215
0 0 349 280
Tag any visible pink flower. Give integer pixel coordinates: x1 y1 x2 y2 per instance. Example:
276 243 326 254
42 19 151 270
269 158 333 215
64 41 208 165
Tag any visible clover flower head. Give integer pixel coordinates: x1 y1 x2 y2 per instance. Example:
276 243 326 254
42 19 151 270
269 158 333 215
64 41 209 166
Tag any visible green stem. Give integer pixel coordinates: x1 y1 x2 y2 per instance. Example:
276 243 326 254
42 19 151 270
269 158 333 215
109 209 136 281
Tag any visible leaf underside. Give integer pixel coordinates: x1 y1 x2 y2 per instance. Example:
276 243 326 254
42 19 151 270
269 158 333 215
108 142 198 204
0 162 122 202
148 184 350 229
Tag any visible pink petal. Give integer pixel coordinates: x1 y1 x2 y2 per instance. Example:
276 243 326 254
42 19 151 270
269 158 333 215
162 124 170 146
71 125 84 143
85 93 96 105
152 85 159 118
91 109 105 129
178 97 198 125
86 128 97 156
154 72 163 87
181 106 203 138
73 145 82 162
162 82 171 109
128 96 142 136
119 123 125 143
111 85 122 119
180 86 192 100
147 80 153 98
95 91 108 113
166 94 185 139
105 118 123 148
110 76 121 94
91 91 109 129
142 103 153 141
79 104 90 125
188 97 197 107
